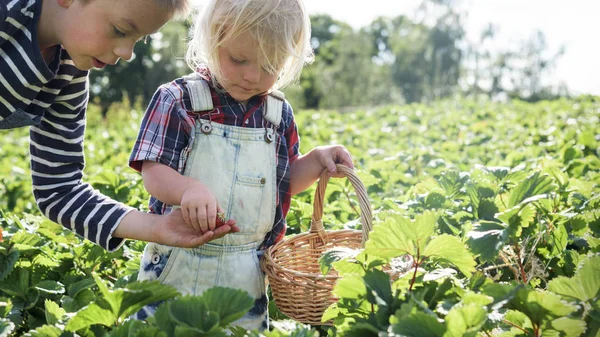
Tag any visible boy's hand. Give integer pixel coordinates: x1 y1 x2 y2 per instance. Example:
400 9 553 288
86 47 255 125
153 209 240 247
180 181 223 233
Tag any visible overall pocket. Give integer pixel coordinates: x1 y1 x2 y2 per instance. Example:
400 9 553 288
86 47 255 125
229 173 266 234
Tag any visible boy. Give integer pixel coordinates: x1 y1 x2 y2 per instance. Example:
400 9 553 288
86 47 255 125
0 0 237 251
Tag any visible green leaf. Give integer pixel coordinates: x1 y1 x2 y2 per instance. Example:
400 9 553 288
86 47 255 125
392 312 446 337
507 171 556 208
466 221 507 262
120 281 180 319
0 298 12 318
108 320 166 337
443 304 488 337
35 281 65 295
22 325 64 337
66 278 96 298
199 287 254 327
548 255 600 302
154 302 178 336
44 300 66 326
0 250 19 281
366 211 438 259
319 247 361 275
438 170 468 198
0 318 15 337
364 270 393 307
90 274 179 322
333 275 367 300
65 301 115 332
168 297 220 332
547 317 586 337
509 287 578 326
423 234 476 277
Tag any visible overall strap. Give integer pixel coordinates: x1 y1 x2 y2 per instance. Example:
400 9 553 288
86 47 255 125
183 72 285 126
264 90 284 126
182 73 213 112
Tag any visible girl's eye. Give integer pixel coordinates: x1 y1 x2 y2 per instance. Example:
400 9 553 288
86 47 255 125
231 56 246 64
113 26 127 38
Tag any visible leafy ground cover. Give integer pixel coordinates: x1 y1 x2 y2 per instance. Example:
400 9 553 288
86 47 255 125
1 96 599 336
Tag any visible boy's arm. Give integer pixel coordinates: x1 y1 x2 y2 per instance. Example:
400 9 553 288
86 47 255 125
29 72 132 251
28 72 225 250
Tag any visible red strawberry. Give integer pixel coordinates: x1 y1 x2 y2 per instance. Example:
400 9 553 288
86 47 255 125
216 212 227 227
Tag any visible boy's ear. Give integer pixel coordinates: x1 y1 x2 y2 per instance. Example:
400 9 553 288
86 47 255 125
56 0 74 8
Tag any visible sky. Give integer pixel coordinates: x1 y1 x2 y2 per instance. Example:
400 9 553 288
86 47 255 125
302 0 600 96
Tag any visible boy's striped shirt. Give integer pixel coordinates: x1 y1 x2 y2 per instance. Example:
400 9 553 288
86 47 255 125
0 0 132 251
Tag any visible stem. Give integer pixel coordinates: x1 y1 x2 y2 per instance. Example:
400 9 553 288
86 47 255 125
409 251 420 292
514 244 528 283
502 319 527 333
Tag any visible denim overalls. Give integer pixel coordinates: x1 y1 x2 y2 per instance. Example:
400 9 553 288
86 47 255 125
134 72 284 331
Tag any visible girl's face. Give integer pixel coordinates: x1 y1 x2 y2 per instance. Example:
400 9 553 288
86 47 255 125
217 32 279 103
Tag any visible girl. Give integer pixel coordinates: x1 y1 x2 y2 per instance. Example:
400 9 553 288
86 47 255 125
129 0 353 330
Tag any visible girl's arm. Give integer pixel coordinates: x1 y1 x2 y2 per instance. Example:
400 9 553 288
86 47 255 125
141 161 201 205
141 161 226 233
289 145 354 195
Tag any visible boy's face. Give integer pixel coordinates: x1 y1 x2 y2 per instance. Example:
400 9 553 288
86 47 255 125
217 32 279 103
58 0 173 70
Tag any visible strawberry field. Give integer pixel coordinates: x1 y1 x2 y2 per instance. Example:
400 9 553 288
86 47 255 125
1 96 599 336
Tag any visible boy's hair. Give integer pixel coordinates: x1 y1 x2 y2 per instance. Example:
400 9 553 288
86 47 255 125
186 0 314 90
79 0 191 19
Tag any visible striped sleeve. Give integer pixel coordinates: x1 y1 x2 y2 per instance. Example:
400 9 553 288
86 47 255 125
129 85 191 173
29 68 133 251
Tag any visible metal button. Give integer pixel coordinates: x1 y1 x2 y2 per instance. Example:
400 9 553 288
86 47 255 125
260 177 266 184
264 132 274 143
201 122 212 134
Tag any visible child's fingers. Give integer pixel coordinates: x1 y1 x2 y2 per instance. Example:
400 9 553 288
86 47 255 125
188 207 203 233
197 207 209 233
206 203 217 232
335 147 354 169
181 206 194 229
326 160 337 173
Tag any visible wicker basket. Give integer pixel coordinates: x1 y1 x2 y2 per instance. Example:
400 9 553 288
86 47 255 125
261 164 372 325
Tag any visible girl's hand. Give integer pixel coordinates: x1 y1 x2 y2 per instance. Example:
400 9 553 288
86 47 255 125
289 145 355 195
180 181 223 233
314 145 354 173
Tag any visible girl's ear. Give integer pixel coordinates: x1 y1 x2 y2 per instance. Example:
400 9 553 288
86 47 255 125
56 0 74 9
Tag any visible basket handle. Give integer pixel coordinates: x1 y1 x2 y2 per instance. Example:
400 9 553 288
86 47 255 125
309 164 373 245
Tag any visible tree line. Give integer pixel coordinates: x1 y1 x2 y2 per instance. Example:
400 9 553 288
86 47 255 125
89 1 566 114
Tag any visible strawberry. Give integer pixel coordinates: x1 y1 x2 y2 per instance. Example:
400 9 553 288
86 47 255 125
216 212 227 227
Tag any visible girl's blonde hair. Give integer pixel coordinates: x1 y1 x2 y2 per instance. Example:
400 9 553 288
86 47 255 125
186 0 314 90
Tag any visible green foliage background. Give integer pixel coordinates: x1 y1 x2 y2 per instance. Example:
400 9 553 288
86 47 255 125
1 95 599 336
89 2 567 116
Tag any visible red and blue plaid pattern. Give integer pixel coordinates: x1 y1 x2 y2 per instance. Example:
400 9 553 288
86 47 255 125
129 73 299 249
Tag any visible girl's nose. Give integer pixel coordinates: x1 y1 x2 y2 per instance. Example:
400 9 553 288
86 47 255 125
242 65 260 83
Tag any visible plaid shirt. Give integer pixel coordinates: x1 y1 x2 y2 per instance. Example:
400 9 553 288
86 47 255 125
129 72 299 249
